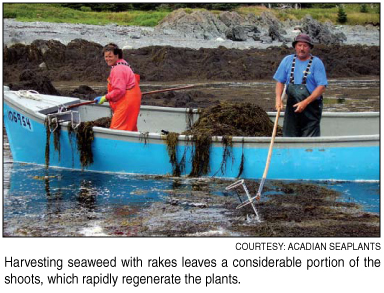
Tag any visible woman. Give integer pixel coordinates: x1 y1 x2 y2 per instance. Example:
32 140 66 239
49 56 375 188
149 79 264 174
94 43 142 131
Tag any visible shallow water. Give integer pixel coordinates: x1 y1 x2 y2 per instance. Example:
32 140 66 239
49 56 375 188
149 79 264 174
3 161 379 237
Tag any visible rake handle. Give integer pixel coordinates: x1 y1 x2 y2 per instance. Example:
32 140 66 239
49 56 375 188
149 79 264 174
261 107 281 179
257 84 287 195
65 85 196 110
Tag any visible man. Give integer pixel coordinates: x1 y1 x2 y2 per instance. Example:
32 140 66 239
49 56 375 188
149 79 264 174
273 34 328 137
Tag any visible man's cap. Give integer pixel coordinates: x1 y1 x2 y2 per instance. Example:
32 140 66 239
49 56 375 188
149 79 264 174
292 34 314 49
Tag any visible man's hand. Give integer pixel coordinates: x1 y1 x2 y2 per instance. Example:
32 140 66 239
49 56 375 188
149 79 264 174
275 99 283 111
293 100 308 113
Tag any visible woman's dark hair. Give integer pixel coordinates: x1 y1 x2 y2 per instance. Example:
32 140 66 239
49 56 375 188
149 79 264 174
103 43 123 59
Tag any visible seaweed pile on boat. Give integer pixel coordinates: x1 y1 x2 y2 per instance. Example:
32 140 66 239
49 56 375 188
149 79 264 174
183 102 282 137
165 102 281 177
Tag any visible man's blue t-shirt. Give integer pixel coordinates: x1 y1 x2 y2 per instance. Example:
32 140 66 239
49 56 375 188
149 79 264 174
273 54 328 94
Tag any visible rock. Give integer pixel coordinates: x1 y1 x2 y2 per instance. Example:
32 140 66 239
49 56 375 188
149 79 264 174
260 12 287 42
130 34 141 39
226 25 260 42
301 16 347 45
39 62 47 69
156 9 227 39
260 35 273 43
218 11 244 27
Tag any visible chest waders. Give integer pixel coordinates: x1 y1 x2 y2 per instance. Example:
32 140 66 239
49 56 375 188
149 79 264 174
283 55 323 137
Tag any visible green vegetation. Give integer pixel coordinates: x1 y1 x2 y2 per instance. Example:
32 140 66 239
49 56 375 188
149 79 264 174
3 3 168 26
337 6 348 24
238 4 379 25
3 3 380 26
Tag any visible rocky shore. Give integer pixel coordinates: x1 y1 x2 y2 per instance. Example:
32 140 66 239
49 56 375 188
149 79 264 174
4 11 379 49
3 11 380 112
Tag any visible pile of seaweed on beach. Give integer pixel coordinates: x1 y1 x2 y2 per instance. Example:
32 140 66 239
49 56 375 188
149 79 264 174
226 180 380 237
135 180 379 237
183 102 282 137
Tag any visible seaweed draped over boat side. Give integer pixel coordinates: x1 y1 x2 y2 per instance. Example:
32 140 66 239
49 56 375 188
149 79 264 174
189 132 212 177
44 117 61 169
44 102 278 176
69 117 111 169
164 132 184 177
45 116 111 169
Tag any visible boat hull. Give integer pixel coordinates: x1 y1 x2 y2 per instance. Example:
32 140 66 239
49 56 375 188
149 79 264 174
3 90 379 181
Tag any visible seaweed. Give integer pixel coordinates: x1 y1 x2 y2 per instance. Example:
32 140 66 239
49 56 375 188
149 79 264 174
214 135 233 176
164 132 182 176
189 132 212 177
139 131 150 145
237 139 245 178
74 121 95 169
183 102 281 137
44 117 61 168
185 108 197 131
68 116 111 169
53 123 61 161
44 118 51 169
67 123 75 168
181 102 280 177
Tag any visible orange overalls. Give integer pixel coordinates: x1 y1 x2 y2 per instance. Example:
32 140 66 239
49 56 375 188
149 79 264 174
107 73 141 131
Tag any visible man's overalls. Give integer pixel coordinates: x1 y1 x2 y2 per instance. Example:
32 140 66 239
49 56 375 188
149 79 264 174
283 55 323 137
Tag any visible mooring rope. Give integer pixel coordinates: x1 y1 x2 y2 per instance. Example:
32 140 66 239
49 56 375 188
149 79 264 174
14 90 42 101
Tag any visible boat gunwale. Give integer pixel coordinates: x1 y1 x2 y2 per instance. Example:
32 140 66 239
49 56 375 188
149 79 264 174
4 92 380 144
88 126 379 145
140 104 380 118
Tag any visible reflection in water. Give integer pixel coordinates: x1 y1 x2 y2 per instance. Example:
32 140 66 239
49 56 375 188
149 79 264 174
4 164 171 236
78 180 97 211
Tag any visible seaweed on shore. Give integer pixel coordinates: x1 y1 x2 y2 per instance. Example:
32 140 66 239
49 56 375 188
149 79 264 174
228 181 379 237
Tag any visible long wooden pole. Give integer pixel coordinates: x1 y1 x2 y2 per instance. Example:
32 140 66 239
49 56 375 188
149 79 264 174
65 85 195 110
142 84 195 95
237 84 287 209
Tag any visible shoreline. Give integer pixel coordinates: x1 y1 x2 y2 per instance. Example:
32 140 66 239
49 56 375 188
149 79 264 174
4 19 380 49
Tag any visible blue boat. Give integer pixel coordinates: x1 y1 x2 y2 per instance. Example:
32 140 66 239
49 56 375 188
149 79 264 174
3 88 379 181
